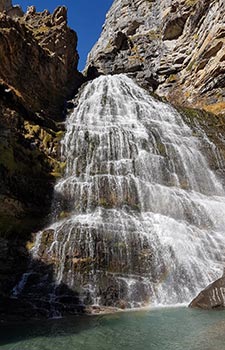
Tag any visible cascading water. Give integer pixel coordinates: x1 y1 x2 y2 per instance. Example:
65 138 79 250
14 74 225 311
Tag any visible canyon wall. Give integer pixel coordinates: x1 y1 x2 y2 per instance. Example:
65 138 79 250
1 0 225 317
0 5 84 301
87 0 225 116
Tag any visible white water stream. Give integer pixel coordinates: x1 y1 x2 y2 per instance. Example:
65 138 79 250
15 74 225 309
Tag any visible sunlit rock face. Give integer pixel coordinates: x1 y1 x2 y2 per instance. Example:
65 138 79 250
15 75 225 314
0 5 83 118
87 0 225 116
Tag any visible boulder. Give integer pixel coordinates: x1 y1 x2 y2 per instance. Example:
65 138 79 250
189 272 225 309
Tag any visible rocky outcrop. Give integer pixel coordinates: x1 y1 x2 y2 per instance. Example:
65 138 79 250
0 0 23 17
0 6 84 297
0 6 83 119
189 272 225 309
87 0 225 115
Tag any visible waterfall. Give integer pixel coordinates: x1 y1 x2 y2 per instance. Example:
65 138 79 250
15 74 225 310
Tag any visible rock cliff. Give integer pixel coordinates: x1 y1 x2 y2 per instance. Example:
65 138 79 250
87 0 225 116
0 5 83 119
85 0 225 312
0 5 84 298
1 0 225 318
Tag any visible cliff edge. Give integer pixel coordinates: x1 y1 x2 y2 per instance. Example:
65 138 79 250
87 0 225 116
0 3 84 299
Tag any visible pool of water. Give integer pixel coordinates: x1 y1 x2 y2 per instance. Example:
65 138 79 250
0 307 225 350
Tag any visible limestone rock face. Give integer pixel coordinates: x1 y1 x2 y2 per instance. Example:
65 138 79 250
0 6 84 296
189 272 225 309
87 0 225 115
0 6 83 119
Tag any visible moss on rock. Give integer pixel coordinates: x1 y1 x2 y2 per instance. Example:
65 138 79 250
177 106 225 182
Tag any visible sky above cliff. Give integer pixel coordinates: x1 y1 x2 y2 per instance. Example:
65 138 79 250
15 0 113 70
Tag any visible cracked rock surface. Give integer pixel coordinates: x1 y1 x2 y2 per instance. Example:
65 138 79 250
87 0 225 115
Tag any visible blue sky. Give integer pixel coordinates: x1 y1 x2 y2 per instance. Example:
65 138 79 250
14 0 113 70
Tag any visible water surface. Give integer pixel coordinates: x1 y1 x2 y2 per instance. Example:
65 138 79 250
1 307 225 350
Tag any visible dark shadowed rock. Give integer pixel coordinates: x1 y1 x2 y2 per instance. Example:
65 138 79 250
86 65 101 80
0 5 84 298
0 0 23 17
0 0 12 12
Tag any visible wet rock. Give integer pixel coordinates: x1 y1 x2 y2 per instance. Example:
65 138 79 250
178 106 225 186
189 272 225 309
21 217 163 310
